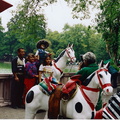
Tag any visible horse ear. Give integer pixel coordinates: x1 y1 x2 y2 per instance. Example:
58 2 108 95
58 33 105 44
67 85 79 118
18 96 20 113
99 60 104 68
105 62 110 69
71 44 74 48
67 43 70 48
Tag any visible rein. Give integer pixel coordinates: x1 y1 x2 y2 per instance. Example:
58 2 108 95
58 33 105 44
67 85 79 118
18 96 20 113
65 48 75 62
53 62 63 74
80 85 100 111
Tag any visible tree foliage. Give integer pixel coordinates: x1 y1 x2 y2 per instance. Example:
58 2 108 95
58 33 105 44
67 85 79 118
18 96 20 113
1 0 119 65
64 0 120 65
46 24 109 62
6 0 47 56
0 18 5 59
96 0 120 64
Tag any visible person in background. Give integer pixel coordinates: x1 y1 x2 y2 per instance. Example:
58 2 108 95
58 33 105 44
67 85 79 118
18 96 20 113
75 52 102 111
23 53 38 104
11 48 26 109
108 65 118 88
104 60 119 88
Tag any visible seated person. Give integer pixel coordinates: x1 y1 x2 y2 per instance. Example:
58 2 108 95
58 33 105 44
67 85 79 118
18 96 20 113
75 52 102 111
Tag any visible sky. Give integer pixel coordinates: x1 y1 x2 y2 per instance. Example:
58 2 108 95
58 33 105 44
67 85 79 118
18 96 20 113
0 0 97 32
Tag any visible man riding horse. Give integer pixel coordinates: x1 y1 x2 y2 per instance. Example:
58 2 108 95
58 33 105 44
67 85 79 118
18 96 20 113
48 52 102 118
75 52 102 111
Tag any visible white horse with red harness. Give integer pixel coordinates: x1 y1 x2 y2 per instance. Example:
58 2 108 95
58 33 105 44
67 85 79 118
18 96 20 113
25 44 76 119
52 44 76 80
58 61 113 119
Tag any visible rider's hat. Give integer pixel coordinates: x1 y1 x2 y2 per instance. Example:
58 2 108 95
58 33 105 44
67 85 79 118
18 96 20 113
36 39 49 49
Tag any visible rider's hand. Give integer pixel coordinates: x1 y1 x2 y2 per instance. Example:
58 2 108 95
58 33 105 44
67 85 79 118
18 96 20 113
78 61 84 70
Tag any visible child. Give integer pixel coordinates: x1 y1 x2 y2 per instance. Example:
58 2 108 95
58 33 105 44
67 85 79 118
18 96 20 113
23 53 38 104
35 39 50 66
39 55 53 82
39 55 60 94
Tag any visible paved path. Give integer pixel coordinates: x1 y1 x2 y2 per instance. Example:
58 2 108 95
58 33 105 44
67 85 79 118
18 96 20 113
0 105 25 119
0 105 47 119
0 88 117 119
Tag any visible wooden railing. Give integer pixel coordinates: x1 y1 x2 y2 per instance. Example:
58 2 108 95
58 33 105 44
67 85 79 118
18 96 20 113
0 74 13 106
0 72 120 106
0 73 75 106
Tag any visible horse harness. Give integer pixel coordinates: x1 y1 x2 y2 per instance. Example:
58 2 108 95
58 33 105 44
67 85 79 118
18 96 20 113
52 48 75 74
65 48 76 62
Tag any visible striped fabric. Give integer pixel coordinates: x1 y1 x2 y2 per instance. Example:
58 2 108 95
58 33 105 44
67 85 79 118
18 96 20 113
102 92 120 119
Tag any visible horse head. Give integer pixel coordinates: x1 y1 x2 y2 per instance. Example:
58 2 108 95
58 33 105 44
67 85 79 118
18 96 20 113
96 60 113 95
65 44 76 63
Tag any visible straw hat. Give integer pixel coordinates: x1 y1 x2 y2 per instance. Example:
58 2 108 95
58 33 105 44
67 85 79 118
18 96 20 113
36 40 49 49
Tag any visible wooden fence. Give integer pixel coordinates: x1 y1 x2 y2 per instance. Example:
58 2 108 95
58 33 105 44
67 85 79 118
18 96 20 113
0 72 120 106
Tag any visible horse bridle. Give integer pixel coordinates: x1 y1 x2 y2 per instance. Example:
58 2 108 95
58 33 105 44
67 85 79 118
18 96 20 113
65 48 75 62
53 48 75 74
96 68 112 89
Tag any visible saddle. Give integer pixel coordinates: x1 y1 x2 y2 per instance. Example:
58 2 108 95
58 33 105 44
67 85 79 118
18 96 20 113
61 75 81 100
39 77 62 95
48 75 81 119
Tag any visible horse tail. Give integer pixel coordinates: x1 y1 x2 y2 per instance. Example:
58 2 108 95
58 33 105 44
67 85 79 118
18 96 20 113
48 86 62 119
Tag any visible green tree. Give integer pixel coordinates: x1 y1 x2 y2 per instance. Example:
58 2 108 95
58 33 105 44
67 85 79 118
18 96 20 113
96 0 120 64
0 18 5 59
46 30 62 57
6 0 47 55
46 23 109 62
39 0 120 65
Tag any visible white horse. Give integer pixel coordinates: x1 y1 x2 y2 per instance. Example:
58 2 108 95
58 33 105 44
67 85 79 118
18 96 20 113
52 44 76 80
58 62 113 119
25 44 76 119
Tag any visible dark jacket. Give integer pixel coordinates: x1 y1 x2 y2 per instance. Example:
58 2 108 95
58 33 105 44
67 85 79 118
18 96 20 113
11 57 25 74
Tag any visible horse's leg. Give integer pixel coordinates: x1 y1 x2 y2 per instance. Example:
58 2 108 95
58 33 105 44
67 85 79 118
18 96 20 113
25 106 36 119
25 85 49 119
44 111 48 119
25 85 43 119
25 99 41 119
35 111 47 119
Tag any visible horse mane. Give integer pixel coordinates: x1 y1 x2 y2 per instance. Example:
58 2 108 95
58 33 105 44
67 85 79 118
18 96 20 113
82 72 95 86
54 50 65 63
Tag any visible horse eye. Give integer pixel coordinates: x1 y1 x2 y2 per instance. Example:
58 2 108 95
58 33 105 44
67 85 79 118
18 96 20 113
99 74 103 78
68 51 70 53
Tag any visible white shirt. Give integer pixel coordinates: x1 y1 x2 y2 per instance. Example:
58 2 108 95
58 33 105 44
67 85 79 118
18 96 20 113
17 57 25 66
39 64 54 79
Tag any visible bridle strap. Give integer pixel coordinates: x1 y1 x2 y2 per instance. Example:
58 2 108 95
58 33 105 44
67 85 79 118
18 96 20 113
102 83 112 89
53 62 63 74
96 69 112 89
81 85 100 92
65 48 75 62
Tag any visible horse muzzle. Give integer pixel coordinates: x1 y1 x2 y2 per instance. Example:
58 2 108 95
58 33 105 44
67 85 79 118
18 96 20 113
102 86 113 95
71 57 76 63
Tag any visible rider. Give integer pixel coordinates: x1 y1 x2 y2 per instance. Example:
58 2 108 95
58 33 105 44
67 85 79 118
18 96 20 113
75 52 102 111
35 39 50 70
